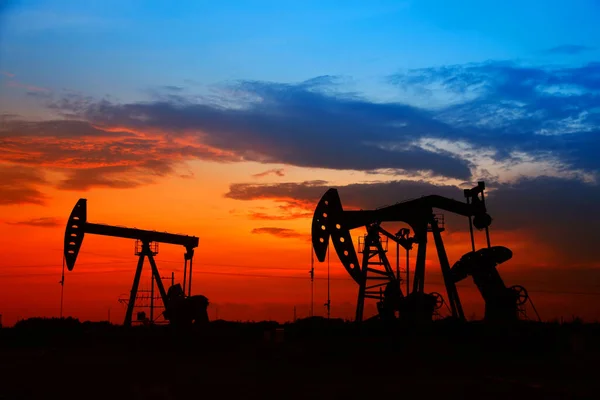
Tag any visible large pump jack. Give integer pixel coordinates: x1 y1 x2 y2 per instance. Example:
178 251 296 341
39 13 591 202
312 181 537 323
63 199 209 327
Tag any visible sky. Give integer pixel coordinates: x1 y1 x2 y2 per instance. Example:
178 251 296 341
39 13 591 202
1 0 600 326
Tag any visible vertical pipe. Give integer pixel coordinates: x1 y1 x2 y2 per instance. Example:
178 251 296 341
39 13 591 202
187 256 193 297
406 248 410 295
481 191 492 248
396 242 400 281
150 273 154 323
466 197 476 252
182 258 188 295
413 226 427 294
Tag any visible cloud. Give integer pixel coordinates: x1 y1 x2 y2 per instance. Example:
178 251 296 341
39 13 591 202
0 164 48 205
225 179 463 211
251 227 309 240
226 177 600 266
226 180 328 210
0 118 242 192
43 79 473 180
388 61 600 181
0 70 49 94
6 80 49 93
4 59 600 203
4 217 61 227
545 45 595 55
252 168 285 178
248 210 313 220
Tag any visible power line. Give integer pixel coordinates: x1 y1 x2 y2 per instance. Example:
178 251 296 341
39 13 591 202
5 251 600 297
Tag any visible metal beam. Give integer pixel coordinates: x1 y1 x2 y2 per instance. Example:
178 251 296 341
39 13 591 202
85 222 198 249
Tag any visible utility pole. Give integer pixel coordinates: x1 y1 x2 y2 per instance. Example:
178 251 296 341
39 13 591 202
59 256 65 318
324 244 331 320
310 246 315 317
150 273 155 323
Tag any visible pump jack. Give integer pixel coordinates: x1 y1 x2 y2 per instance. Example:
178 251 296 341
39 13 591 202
311 181 537 323
63 199 209 327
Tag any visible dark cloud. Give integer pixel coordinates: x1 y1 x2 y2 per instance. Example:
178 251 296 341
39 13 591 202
251 227 309 240
252 168 285 178
226 180 329 209
0 165 48 205
3 59 600 202
162 85 184 92
5 217 61 227
55 163 174 191
44 79 473 180
226 179 463 210
226 177 600 266
389 61 600 176
545 45 595 55
487 177 600 266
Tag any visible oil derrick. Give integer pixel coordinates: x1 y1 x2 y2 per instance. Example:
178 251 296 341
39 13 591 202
63 199 209 327
311 181 537 324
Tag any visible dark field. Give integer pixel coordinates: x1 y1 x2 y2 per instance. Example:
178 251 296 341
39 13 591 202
1 318 599 399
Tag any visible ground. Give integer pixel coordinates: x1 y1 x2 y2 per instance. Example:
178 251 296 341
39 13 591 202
0 318 598 399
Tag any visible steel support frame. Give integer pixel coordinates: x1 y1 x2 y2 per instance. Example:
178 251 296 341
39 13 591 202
353 216 466 323
123 241 170 327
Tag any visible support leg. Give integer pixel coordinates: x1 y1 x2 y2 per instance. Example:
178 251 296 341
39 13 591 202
431 217 465 320
355 239 370 323
147 252 169 307
124 253 146 327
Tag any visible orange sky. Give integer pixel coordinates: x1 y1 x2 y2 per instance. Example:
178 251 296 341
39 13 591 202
2 155 599 327
2 1 600 329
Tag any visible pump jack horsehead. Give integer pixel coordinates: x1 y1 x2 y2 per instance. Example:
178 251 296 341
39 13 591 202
311 181 539 323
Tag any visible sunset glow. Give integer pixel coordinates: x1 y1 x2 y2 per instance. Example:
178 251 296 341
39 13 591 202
1 0 600 327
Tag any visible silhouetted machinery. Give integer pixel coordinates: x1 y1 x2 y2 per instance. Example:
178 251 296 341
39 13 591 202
312 181 538 323
63 199 209 327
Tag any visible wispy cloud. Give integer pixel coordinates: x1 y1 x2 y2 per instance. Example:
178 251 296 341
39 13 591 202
251 227 309 241
252 168 285 178
4 217 61 227
6 80 49 93
545 45 595 55
0 164 48 206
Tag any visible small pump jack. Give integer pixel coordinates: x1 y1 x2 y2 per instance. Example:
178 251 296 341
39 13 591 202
63 199 210 327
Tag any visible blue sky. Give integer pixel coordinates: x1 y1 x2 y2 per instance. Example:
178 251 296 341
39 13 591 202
1 0 599 106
